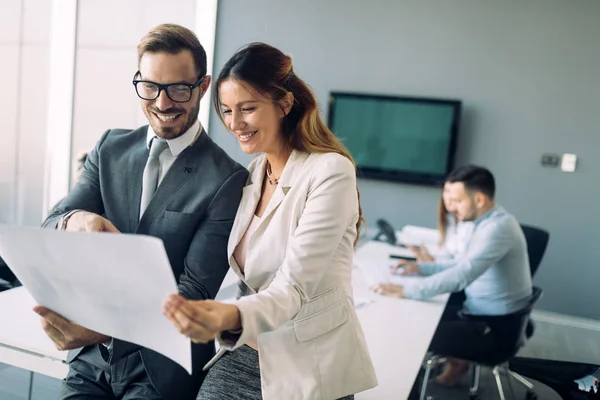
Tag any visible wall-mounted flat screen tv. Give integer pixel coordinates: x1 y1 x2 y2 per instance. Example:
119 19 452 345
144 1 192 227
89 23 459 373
327 92 461 186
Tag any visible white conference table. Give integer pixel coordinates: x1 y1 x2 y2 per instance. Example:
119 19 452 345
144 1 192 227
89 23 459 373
0 236 450 400
353 240 449 399
0 286 68 379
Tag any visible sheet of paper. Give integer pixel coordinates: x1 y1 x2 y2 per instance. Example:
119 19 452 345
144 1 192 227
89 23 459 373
354 241 408 286
0 225 191 374
397 225 440 247
353 296 374 309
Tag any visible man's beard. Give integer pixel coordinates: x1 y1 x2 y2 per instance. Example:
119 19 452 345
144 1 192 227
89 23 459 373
148 102 200 140
459 207 478 222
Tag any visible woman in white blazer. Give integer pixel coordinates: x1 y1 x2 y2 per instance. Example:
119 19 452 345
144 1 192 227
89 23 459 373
163 42 377 400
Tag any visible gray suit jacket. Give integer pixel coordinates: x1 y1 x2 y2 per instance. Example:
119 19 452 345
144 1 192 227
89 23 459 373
43 125 248 400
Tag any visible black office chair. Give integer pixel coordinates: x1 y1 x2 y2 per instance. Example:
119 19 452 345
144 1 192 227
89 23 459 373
519 224 549 340
520 224 550 277
420 287 544 400
0 257 18 292
0 279 12 292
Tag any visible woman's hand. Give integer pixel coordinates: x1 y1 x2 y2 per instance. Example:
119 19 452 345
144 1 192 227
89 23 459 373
391 260 419 275
407 244 434 262
163 294 242 344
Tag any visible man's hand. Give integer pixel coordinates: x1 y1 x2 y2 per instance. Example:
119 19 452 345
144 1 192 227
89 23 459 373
369 283 405 298
391 260 419 275
33 306 110 351
66 211 119 233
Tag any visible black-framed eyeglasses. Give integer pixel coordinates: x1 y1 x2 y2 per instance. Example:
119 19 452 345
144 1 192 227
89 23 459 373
132 72 205 103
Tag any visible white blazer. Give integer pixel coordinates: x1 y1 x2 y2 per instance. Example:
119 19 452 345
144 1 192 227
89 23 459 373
205 150 377 400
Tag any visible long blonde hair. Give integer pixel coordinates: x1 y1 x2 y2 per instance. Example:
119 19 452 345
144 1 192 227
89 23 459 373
437 194 450 246
213 42 364 245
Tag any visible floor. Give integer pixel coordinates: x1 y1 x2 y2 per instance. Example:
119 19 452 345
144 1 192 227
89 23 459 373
518 311 600 366
0 364 61 400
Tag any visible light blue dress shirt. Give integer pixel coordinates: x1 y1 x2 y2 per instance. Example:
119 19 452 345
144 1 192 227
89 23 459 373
403 205 533 315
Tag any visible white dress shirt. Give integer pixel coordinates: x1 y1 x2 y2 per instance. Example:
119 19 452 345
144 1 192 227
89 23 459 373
146 119 202 185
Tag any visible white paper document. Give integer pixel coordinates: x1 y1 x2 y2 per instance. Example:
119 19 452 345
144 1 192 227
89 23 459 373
0 225 191 374
354 241 419 287
397 225 441 248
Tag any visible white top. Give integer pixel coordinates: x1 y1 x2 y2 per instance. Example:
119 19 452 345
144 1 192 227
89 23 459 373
435 215 474 263
233 215 262 274
145 120 202 185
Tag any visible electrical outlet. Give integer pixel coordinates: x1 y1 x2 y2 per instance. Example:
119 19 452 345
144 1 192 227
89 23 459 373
541 154 560 167
561 153 577 172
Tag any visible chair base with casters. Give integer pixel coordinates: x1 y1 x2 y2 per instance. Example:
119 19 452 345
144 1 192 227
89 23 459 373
469 363 537 400
419 357 538 400
419 287 543 400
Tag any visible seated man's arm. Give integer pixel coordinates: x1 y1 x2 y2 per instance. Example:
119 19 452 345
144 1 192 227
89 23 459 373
403 220 513 300
110 168 248 363
418 259 458 276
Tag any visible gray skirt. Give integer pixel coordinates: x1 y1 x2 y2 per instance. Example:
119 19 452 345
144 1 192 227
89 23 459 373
197 345 355 400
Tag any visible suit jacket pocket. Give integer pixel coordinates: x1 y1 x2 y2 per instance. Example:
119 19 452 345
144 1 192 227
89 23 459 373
163 210 200 220
293 302 348 343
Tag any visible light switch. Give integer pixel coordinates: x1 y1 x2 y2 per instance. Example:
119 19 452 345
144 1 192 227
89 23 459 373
561 153 577 172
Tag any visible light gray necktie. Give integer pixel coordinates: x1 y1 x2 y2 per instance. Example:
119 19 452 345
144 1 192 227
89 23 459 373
140 137 169 217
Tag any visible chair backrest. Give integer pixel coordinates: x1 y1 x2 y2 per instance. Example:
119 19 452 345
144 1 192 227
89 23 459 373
514 286 544 318
501 287 544 358
520 224 550 277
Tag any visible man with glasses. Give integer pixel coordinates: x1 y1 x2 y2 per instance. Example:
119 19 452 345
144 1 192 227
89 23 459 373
36 24 248 400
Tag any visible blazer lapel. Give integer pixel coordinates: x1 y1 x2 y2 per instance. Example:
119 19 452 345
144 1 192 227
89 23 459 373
127 140 148 231
259 150 308 223
227 156 265 268
136 133 205 233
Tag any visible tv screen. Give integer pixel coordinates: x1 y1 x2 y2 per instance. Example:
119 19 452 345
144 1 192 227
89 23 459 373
327 92 461 186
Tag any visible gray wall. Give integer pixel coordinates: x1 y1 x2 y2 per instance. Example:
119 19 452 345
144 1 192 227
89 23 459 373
211 0 600 319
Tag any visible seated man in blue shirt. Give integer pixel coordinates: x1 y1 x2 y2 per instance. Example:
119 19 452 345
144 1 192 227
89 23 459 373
371 165 533 386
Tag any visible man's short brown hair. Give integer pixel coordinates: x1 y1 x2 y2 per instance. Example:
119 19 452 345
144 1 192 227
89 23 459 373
137 24 207 77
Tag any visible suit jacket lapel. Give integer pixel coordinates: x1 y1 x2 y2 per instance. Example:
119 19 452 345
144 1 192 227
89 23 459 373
127 138 148 232
136 132 206 233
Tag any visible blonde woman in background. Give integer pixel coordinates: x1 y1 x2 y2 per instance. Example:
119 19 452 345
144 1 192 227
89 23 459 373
409 179 474 262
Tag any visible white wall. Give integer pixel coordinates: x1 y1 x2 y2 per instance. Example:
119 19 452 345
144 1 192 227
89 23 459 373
0 0 52 226
71 0 198 166
1 0 214 223
212 0 600 319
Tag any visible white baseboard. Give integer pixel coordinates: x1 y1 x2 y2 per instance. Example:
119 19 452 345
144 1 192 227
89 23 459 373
532 310 600 332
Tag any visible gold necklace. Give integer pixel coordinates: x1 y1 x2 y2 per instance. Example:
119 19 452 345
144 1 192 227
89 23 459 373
266 162 279 186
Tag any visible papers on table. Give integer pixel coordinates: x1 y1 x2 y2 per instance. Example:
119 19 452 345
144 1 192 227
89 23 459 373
0 225 191 374
353 296 373 309
354 241 422 287
396 225 440 247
